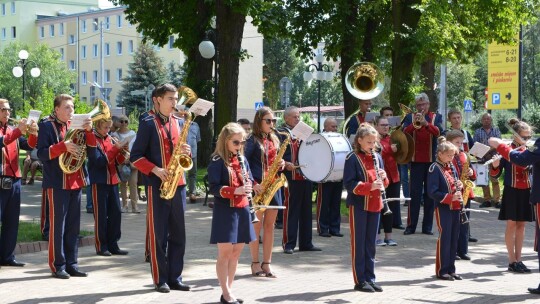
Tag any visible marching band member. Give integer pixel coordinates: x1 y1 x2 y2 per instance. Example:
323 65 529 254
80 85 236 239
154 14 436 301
343 123 388 292
208 122 256 304
444 109 475 152
488 130 540 294
245 106 283 277
489 118 533 274
374 116 399 246
0 98 38 268
344 99 372 138
428 137 462 281
280 106 321 254
316 118 344 238
37 94 92 279
87 118 129 256
403 93 443 235
130 84 191 293
445 130 476 261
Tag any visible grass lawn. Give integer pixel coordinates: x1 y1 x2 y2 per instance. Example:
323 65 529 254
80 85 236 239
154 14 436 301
16 221 93 243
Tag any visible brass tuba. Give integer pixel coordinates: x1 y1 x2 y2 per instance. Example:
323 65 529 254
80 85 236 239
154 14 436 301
159 86 197 199
59 99 111 174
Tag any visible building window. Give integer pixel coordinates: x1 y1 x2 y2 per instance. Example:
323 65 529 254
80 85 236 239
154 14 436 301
81 20 87 33
105 16 110 30
128 40 134 53
117 41 122 55
49 24 54 37
104 43 110 56
1 28 6 40
93 18 98 31
10 1 15 14
1 4 5 16
82 71 87 85
90 86 95 99
60 48 64 60
117 15 122 28
81 45 87 59
168 36 174 49
92 44 98 57
11 26 15 38
92 70 98 83
69 34 75 44
105 69 110 83
116 68 122 81
69 60 76 70
39 26 44 38
59 23 64 36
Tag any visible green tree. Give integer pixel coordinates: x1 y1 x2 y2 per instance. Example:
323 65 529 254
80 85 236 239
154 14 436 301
167 61 186 88
117 43 167 114
523 20 540 105
0 42 75 115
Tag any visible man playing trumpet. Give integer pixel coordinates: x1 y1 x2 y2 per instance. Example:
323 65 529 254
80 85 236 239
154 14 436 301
0 98 38 268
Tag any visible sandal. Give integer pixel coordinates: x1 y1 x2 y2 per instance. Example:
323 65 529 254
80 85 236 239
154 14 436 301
251 262 265 277
261 262 277 278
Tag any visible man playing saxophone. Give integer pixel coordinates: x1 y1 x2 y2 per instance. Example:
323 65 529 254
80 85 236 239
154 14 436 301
130 83 191 293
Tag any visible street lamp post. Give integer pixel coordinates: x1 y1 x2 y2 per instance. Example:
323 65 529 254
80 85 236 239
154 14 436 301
303 43 333 133
198 26 218 143
12 50 41 108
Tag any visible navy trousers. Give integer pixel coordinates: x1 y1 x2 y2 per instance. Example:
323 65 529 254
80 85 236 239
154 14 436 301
407 162 434 233
350 205 379 285
47 188 82 272
91 184 122 253
316 182 342 235
147 184 186 286
40 189 49 240
283 180 314 250
0 179 21 263
435 206 460 276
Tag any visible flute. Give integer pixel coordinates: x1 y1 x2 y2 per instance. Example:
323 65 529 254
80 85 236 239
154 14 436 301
371 150 392 215
237 150 259 224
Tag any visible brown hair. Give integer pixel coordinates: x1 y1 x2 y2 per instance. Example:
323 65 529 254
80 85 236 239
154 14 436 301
212 123 246 166
444 129 464 142
53 94 73 108
353 123 379 153
447 109 462 119
379 106 393 116
508 118 533 135
436 136 458 155
252 106 279 146
153 83 177 99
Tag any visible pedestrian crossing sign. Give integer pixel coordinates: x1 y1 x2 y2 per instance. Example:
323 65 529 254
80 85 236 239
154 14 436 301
464 99 473 112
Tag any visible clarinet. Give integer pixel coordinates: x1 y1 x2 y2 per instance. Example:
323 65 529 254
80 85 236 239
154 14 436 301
449 162 469 224
371 151 392 215
237 150 260 224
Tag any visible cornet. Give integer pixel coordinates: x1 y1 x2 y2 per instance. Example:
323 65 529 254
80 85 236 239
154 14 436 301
8 118 39 134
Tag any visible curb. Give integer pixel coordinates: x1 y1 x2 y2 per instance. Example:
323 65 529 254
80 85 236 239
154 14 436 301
14 236 96 255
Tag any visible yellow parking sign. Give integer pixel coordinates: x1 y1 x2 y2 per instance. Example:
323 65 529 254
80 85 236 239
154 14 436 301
487 35 520 109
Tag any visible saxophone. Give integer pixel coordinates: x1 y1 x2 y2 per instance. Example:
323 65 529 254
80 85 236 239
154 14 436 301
460 153 475 205
252 128 290 209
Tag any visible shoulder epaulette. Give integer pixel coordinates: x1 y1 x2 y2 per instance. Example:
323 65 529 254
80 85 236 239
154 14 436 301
345 151 356 160
428 162 439 173
212 155 222 162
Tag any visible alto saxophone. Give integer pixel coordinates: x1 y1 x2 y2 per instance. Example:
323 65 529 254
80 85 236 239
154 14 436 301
252 128 290 210
459 153 475 224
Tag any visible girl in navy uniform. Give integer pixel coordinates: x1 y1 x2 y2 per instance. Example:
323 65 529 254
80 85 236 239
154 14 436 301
445 130 476 261
489 118 534 273
208 123 256 304
427 137 462 281
245 107 284 278
343 123 388 293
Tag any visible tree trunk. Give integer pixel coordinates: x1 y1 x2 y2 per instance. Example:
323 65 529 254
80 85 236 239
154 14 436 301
341 0 361 118
390 0 422 113
420 58 437 110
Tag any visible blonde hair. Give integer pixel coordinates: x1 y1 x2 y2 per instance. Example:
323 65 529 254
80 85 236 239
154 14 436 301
94 118 112 130
212 122 246 166
437 136 458 155
444 129 464 142
353 123 379 153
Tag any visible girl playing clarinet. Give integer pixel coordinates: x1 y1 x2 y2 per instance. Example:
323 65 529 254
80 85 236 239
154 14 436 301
343 123 388 293
427 137 462 281
490 118 533 273
208 122 256 304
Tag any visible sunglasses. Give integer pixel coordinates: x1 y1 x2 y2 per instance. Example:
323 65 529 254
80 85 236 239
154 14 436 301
263 118 277 125
1 108 11 113
521 136 532 141
120 120 128 123
378 124 390 127
231 140 246 146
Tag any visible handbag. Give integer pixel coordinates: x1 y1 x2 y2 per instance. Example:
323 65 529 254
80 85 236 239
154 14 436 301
119 165 131 182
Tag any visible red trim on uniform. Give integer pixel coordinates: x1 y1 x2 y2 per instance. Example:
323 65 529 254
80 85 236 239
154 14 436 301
91 184 101 253
353 181 371 196
49 142 67 159
219 186 236 199
316 183 323 234
441 194 453 205
132 158 156 176
282 186 290 248
147 186 160 285
349 205 359 285
47 189 56 273
85 130 97 147
27 133 37 148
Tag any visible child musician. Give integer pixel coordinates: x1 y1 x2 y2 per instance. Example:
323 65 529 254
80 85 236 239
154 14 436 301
445 130 476 261
427 137 462 281
208 123 256 304
343 123 388 293
490 118 534 273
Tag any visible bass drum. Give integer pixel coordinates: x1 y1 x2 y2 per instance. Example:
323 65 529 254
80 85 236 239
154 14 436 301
298 132 352 183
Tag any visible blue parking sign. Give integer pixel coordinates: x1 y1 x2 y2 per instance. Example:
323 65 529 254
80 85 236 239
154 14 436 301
464 99 473 112
492 93 500 105
255 101 264 110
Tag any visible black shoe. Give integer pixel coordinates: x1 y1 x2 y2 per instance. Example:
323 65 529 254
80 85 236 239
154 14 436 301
97 250 112 256
1 260 26 267
468 237 478 242
479 201 491 208
155 283 170 293
145 255 150 263
275 222 283 229
528 285 540 294
437 274 454 281
450 273 463 280
52 269 70 279
403 201 409 207
86 208 93 214
354 282 375 292
422 231 434 235
455 255 461 260
110 249 129 255
220 295 239 304
299 246 322 252
404 229 415 235
66 268 88 277
368 281 383 292
319 232 331 237
283 248 294 254
458 254 471 261
517 261 532 273
393 225 405 230
508 262 526 273
495 202 501 209
330 232 344 237
169 281 191 291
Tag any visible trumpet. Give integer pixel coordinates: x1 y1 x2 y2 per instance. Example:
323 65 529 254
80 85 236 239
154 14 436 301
110 136 131 159
398 104 423 129
8 118 39 134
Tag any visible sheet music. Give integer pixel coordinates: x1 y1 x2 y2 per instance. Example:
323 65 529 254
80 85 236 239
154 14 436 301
189 98 214 116
291 121 314 142
27 110 42 125
365 112 379 124
387 116 402 127
69 114 91 130
469 142 492 159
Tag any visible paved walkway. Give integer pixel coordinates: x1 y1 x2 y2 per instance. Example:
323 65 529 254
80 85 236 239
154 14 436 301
2 182 540 303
